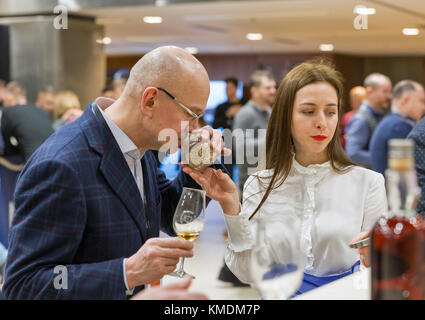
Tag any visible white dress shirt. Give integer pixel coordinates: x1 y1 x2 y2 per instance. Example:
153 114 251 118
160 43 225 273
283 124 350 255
223 158 388 284
95 97 145 295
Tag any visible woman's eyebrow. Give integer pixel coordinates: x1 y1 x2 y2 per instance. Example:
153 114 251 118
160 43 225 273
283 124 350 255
299 102 338 106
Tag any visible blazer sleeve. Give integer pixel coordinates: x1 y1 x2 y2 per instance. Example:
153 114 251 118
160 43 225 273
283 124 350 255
3 159 127 300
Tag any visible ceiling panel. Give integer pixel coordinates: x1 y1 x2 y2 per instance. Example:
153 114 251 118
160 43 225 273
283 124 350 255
79 0 425 55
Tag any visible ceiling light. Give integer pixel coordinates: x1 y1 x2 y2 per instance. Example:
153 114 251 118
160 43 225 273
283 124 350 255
96 37 111 45
353 5 376 15
402 28 419 36
185 47 198 54
320 44 334 52
143 16 163 24
246 33 263 41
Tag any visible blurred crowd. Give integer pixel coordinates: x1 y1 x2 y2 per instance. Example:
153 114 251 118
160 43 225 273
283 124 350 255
0 78 128 162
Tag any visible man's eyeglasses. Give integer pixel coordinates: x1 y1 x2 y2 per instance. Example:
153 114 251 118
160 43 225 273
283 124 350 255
157 87 205 121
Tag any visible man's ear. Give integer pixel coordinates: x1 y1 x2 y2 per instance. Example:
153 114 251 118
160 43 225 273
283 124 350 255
140 87 157 118
401 92 411 106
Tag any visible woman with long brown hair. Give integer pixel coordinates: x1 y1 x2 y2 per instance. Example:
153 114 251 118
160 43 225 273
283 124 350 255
182 59 388 295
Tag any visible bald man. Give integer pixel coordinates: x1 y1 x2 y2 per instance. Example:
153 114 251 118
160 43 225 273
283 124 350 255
340 86 366 148
345 73 392 167
3 46 230 300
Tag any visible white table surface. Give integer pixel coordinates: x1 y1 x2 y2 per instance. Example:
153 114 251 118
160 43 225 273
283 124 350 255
293 268 371 300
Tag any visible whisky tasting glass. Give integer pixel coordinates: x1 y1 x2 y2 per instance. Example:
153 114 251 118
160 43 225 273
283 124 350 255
169 187 206 278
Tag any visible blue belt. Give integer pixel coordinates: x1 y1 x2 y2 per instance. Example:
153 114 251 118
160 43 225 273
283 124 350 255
293 261 361 297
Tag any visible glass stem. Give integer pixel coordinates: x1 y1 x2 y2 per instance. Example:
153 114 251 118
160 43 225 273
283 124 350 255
178 257 185 276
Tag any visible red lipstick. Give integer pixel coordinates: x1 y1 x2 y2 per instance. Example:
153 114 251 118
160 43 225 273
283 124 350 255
312 135 327 141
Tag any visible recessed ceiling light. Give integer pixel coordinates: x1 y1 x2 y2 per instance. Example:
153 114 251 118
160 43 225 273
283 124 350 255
246 33 263 41
155 0 168 6
185 47 198 54
143 16 163 24
402 28 419 36
96 37 112 45
353 5 376 15
320 44 334 52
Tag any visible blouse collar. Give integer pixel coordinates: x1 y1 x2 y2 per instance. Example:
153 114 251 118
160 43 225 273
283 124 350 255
292 155 331 176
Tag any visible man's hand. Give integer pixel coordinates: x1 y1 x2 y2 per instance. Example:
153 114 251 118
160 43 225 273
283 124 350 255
131 276 208 300
125 237 194 288
349 231 371 268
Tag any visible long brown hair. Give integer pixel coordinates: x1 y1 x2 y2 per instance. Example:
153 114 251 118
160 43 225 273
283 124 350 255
248 59 357 220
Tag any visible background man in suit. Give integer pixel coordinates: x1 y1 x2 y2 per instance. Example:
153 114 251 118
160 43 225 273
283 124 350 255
35 86 56 122
0 81 54 161
3 46 232 299
370 80 425 174
232 70 276 191
344 73 392 167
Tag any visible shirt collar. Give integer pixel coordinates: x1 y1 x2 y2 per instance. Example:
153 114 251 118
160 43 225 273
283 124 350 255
95 97 145 159
292 155 331 176
391 108 417 127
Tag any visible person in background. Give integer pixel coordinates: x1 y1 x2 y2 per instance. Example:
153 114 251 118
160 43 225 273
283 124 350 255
0 79 6 107
232 70 276 191
2 81 27 107
52 90 83 131
370 80 425 175
182 59 387 295
102 78 126 101
340 86 366 148
407 116 425 217
345 73 392 167
212 77 242 179
0 81 54 161
240 84 252 106
212 77 242 131
35 86 56 122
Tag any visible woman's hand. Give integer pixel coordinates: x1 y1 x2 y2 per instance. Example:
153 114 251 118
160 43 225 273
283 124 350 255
349 231 371 268
180 164 240 216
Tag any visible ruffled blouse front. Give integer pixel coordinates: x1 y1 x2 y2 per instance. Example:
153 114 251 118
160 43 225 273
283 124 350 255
224 158 388 284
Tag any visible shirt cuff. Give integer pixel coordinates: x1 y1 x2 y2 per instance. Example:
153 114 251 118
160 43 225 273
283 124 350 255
123 258 135 296
223 212 254 252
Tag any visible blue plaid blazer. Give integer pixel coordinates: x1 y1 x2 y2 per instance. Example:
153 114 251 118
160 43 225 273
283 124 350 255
3 104 205 299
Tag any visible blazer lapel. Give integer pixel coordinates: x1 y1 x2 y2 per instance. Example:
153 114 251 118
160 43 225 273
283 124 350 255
81 104 148 242
141 156 159 238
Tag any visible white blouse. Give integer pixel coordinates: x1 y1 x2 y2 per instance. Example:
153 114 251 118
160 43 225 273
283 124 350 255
224 158 388 284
